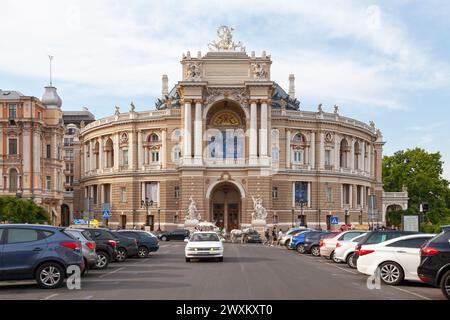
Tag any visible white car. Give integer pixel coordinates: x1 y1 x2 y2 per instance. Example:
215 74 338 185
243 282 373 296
320 230 367 262
334 233 367 267
185 231 224 262
357 234 435 285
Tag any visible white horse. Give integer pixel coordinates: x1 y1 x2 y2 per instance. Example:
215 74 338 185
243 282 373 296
230 229 243 243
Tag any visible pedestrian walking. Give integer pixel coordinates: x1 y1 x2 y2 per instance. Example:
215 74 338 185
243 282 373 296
277 229 283 246
271 228 277 246
264 229 270 245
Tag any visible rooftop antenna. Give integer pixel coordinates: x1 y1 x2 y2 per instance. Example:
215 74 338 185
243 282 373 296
48 55 54 86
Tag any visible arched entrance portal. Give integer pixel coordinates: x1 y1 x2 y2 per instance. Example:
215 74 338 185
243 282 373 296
210 182 242 231
61 204 70 227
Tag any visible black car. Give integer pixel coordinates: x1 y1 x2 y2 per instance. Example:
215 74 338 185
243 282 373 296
158 229 190 241
82 228 118 269
243 230 262 243
417 229 450 300
111 231 139 262
118 230 159 258
303 232 339 256
351 230 418 268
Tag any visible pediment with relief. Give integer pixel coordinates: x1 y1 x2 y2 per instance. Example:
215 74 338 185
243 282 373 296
211 112 241 126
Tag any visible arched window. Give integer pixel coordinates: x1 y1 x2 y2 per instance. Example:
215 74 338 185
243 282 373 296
172 145 181 161
9 168 18 192
104 138 114 168
340 139 349 168
94 141 100 169
148 133 159 142
354 141 360 170
291 133 306 164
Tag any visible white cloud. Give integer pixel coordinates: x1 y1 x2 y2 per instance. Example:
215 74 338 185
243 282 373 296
0 0 448 110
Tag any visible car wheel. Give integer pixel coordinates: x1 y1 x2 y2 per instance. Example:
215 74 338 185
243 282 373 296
138 246 149 258
346 253 356 269
35 262 65 289
331 251 340 263
311 246 321 257
116 248 127 262
218 257 223 262
161 236 168 241
379 262 404 286
439 270 450 300
96 251 110 269
285 240 291 249
296 244 306 254
81 258 87 276
185 258 190 262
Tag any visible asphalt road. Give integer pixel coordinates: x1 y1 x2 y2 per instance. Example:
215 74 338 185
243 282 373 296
0 242 445 300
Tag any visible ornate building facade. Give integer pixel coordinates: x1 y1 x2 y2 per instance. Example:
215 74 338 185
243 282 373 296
76 27 406 231
0 87 65 225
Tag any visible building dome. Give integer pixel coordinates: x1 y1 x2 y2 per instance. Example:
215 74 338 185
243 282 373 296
41 86 62 109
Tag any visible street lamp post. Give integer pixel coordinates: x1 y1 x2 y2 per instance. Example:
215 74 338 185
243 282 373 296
141 197 154 230
157 208 161 232
291 207 295 227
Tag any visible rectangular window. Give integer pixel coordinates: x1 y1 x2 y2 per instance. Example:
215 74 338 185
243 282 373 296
144 182 159 204
272 187 279 199
120 187 127 203
8 104 17 119
151 151 159 163
325 150 331 166
122 149 129 166
294 182 308 206
46 145 51 159
326 187 333 203
46 176 51 191
293 150 303 163
343 184 351 205
357 185 362 205
103 184 111 203
8 138 17 155
93 185 98 204
174 186 180 199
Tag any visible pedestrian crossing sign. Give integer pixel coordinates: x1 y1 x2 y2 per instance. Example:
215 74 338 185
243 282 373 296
330 216 339 225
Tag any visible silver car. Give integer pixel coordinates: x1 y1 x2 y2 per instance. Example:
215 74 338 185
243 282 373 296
280 227 311 248
65 228 98 274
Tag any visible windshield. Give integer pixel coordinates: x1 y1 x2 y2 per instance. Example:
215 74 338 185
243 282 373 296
190 233 220 242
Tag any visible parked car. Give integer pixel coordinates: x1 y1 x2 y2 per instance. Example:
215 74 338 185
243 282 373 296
185 231 224 262
357 234 435 285
110 231 139 262
280 227 310 248
351 230 418 269
117 230 159 258
0 224 84 289
417 228 450 299
334 233 367 266
158 229 190 241
320 230 366 262
242 230 262 243
81 228 118 269
304 232 340 256
65 228 97 273
290 230 323 252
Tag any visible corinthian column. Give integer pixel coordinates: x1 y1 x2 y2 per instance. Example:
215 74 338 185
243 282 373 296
285 129 291 169
249 100 258 165
193 99 203 165
259 100 268 158
183 100 192 164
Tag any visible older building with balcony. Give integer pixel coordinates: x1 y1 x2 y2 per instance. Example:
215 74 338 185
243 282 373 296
75 27 405 231
0 86 65 225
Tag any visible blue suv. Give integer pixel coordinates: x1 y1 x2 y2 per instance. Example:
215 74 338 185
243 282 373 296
0 224 84 289
290 230 323 252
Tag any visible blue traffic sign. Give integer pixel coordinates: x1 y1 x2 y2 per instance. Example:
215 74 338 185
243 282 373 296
101 210 111 219
330 216 339 225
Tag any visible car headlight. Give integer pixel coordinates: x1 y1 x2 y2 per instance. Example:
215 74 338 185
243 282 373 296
186 247 197 251
211 247 221 251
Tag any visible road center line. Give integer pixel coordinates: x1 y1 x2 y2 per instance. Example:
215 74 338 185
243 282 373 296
99 267 124 278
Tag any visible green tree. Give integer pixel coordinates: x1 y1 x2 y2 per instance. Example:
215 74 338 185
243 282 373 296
383 148 450 230
0 196 51 224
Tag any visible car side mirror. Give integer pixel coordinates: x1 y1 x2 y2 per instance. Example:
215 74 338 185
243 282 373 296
184 238 189 242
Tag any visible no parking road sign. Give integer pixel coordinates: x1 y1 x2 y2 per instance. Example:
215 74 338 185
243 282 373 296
330 216 339 225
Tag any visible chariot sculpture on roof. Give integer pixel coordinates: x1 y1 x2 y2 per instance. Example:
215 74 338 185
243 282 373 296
208 26 245 52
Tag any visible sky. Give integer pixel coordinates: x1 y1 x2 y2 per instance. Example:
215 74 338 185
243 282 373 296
1 0 449 180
